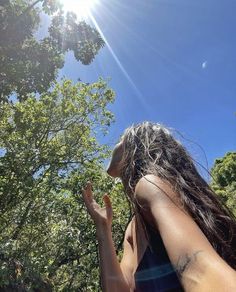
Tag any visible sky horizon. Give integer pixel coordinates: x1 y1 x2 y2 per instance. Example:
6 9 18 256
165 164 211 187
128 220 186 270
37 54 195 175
39 0 236 177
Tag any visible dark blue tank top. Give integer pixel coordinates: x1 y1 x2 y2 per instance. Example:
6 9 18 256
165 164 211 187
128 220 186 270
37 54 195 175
134 224 184 292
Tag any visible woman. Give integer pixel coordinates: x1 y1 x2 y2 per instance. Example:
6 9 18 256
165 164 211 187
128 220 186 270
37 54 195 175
82 121 236 292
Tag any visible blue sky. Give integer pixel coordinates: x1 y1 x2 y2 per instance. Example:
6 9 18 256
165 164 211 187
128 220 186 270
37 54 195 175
41 0 236 175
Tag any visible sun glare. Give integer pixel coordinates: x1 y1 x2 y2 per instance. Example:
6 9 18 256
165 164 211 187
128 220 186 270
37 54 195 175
62 0 99 20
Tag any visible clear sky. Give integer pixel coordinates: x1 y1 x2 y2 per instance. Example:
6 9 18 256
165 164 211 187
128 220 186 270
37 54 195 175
43 0 236 175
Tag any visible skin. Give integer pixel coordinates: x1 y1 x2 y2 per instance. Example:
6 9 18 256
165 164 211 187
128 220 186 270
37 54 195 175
82 142 236 292
106 141 123 177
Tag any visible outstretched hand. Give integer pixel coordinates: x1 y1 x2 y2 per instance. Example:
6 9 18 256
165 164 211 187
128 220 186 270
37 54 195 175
82 182 113 229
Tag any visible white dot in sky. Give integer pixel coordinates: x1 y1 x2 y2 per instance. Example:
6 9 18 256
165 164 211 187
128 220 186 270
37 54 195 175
202 61 208 69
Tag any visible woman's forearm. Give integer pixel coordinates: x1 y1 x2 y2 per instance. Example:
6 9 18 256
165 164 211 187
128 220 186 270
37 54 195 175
96 226 130 292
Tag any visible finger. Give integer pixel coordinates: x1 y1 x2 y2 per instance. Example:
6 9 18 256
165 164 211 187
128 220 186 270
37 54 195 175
82 189 92 212
82 182 93 203
103 194 113 219
82 187 93 209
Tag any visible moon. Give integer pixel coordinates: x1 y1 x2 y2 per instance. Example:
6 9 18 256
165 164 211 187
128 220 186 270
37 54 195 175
202 61 208 69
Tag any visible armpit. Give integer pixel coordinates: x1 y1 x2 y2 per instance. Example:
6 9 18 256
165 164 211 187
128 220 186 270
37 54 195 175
174 250 204 278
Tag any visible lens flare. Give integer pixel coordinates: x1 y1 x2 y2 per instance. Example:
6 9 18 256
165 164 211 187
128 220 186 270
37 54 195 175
61 0 99 19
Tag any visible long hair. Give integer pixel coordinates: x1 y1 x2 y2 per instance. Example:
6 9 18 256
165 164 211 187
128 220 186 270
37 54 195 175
119 121 236 269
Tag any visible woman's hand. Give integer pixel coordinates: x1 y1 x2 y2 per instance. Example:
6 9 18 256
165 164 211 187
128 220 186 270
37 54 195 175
82 182 113 230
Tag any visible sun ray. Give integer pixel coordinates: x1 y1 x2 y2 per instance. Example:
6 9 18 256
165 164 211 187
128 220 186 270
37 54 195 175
88 11 150 110
99 3 201 83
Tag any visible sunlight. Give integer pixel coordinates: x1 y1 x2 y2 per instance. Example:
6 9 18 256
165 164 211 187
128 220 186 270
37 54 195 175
88 11 149 110
61 0 99 20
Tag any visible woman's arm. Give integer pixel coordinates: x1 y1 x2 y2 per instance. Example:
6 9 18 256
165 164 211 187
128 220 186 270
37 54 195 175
135 175 236 292
82 183 133 292
96 225 132 292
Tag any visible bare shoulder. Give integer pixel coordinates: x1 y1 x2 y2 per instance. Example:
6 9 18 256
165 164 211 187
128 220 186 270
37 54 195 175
124 217 135 246
134 174 181 208
135 174 176 194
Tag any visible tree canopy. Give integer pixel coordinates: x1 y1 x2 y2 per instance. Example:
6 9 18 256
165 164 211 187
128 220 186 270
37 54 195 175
0 79 130 290
211 152 236 215
0 2 132 290
0 0 105 102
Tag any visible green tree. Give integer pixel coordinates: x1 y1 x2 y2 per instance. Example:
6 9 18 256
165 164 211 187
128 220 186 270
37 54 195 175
0 79 130 290
0 1 131 290
0 0 105 102
211 152 236 215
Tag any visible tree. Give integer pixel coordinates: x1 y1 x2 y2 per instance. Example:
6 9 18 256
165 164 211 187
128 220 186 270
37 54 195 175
0 1 131 290
0 79 130 290
0 0 105 102
211 152 236 215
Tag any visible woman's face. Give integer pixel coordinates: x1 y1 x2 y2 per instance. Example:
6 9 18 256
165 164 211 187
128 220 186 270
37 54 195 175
106 141 124 177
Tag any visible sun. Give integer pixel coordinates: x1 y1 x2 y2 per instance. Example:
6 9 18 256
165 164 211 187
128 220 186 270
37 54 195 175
61 0 99 20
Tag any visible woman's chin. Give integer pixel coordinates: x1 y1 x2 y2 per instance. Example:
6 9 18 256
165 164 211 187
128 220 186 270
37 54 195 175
106 167 119 178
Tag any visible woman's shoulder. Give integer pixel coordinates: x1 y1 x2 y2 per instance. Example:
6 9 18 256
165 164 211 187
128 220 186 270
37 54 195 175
134 174 181 209
124 216 136 246
125 216 149 246
135 174 173 195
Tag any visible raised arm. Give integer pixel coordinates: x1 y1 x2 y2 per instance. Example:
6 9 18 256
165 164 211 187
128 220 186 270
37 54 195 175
134 175 236 292
82 183 133 292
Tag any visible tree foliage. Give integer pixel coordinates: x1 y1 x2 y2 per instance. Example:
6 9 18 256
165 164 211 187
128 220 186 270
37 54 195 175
0 79 130 290
0 1 132 290
211 152 236 215
0 0 105 101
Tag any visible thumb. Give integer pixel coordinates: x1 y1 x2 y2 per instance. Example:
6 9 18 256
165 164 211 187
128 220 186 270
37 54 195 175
103 194 113 219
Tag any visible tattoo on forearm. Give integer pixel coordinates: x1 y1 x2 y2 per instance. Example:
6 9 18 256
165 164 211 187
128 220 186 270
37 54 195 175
174 250 203 277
